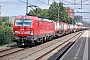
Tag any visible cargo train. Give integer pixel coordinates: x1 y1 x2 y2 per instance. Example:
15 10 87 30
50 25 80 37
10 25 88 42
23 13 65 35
12 15 89 46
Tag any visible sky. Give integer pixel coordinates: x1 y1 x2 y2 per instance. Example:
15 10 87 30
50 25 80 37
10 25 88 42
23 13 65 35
0 0 90 22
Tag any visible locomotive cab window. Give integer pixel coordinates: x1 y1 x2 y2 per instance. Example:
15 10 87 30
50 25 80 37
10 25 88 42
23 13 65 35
23 19 32 26
15 19 22 26
15 19 32 26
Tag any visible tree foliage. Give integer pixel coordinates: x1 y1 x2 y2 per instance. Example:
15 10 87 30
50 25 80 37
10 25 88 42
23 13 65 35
3 21 13 27
28 2 75 24
0 17 12 45
82 21 89 27
0 25 12 45
1 16 9 22
48 2 58 20
68 17 75 24
0 19 2 25
29 8 48 18
38 9 48 18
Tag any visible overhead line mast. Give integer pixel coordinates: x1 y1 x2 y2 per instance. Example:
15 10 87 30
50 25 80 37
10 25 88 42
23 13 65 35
0 5 1 17
26 0 28 15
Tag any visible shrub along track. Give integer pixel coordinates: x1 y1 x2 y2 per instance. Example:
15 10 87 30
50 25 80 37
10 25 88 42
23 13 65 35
0 31 83 60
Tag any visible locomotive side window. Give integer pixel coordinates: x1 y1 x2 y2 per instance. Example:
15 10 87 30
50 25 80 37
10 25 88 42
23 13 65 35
15 19 32 26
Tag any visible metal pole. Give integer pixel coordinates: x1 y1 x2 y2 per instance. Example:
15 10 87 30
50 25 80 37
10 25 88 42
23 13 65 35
48 0 49 5
0 5 1 21
81 0 82 9
74 0 76 5
58 3 59 22
53 0 55 2
72 18 73 25
0 5 1 17
81 12 82 22
26 0 28 15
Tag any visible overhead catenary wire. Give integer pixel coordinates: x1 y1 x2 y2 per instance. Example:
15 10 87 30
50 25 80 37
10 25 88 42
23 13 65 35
77 0 88 4
59 0 69 7
18 0 89 22
61 0 89 5
18 0 39 15
34 0 89 23
0 5 1 17
37 0 73 15
37 0 66 13
37 0 48 5
61 0 74 4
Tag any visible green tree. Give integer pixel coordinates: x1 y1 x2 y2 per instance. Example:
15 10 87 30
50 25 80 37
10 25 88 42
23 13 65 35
29 8 42 16
0 25 12 45
4 21 13 27
0 19 2 25
48 2 68 22
0 16 12 45
28 2 74 24
29 8 48 18
67 17 75 24
1 16 9 22
48 2 58 21
82 21 89 27
38 9 48 18
59 2 68 22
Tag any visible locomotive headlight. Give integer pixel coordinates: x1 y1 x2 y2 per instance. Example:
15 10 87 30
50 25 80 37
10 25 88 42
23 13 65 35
13 31 15 34
13 32 15 34
30 30 34 35
15 31 20 34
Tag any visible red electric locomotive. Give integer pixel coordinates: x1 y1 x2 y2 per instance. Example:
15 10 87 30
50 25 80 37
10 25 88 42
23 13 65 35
13 15 55 46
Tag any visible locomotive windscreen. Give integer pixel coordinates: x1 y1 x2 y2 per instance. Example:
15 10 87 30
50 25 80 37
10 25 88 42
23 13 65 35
15 19 32 26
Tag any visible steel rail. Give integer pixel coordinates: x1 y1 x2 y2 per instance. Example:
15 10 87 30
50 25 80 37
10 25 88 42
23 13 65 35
0 47 29 58
35 31 83 60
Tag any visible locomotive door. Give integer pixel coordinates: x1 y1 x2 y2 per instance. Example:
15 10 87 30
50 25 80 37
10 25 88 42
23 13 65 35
37 21 40 35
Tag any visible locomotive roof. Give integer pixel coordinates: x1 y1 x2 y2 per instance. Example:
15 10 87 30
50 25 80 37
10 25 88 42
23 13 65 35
16 15 38 19
16 15 53 23
39 18 53 22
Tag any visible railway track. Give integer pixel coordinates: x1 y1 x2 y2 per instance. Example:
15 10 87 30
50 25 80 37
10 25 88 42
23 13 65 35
20 31 83 60
0 47 26 58
0 47 29 60
35 31 83 60
0 31 83 60
0 43 17 52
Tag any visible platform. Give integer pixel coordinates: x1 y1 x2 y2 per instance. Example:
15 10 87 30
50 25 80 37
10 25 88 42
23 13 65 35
48 30 89 60
60 30 89 60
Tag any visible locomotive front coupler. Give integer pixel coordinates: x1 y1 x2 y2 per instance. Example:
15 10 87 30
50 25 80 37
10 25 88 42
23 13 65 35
20 37 26 42
20 37 26 45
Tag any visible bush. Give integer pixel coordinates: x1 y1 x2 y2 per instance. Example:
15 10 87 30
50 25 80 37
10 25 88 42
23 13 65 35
0 25 12 45
0 20 2 25
3 21 13 27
